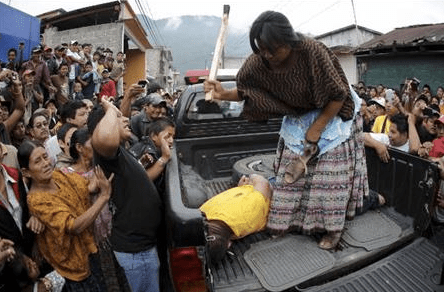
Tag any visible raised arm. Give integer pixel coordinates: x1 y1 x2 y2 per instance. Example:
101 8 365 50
120 83 145 118
1 69 25 132
91 99 122 157
407 113 421 154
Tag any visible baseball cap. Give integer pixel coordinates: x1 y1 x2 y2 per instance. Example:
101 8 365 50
102 69 109 74
70 40 78 45
423 105 440 119
31 46 42 53
22 69 35 78
435 115 444 125
133 96 150 110
368 98 385 109
414 94 429 105
147 93 166 106
54 45 66 51
44 46 52 52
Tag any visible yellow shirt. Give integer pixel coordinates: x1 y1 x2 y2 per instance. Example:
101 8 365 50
200 185 270 238
28 171 97 281
372 115 391 134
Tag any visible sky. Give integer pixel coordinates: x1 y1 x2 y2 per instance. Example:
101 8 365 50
2 0 444 37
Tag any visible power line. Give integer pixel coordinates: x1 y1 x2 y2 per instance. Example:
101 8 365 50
139 0 167 46
294 1 341 30
134 0 159 46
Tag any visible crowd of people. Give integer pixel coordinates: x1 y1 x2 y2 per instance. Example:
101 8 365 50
1 11 444 292
0 40 179 292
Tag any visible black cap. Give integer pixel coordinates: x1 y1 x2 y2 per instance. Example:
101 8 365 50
54 45 66 51
147 93 166 106
414 94 429 105
31 45 42 53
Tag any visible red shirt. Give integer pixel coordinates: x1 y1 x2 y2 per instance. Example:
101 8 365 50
99 80 116 99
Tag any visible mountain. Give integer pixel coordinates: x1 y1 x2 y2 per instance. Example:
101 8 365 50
138 15 252 76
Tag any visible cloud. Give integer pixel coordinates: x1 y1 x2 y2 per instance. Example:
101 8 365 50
165 16 182 30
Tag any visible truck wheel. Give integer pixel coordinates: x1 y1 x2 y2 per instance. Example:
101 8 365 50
232 154 276 182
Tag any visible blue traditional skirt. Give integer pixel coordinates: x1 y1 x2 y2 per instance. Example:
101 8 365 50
267 88 368 233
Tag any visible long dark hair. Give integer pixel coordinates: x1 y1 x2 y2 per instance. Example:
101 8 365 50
18 140 41 170
249 11 304 55
69 128 91 162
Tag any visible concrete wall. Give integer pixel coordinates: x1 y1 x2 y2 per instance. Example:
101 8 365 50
43 22 124 53
146 48 161 80
146 47 176 92
357 54 444 90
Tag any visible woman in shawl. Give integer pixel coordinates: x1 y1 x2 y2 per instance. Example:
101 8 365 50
204 11 368 249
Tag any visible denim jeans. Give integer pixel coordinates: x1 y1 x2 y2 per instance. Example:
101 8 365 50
114 247 160 292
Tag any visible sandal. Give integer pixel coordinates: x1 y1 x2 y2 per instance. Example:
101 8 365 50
318 231 342 250
283 140 319 185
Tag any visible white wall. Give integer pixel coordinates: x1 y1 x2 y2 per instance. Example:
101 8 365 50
317 28 378 48
337 54 358 85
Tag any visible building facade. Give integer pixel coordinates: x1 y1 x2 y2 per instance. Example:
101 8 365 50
355 23 444 91
315 25 381 85
39 0 152 87
146 46 179 93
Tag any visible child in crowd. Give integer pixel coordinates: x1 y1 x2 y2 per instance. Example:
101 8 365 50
129 117 175 195
70 82 84 101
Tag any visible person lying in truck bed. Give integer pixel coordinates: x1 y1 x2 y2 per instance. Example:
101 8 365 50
200 174 272 263
200 173 385 263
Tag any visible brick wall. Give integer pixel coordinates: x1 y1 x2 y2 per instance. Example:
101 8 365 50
43 23 124 53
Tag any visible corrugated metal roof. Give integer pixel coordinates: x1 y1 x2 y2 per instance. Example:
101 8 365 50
357 23 444 51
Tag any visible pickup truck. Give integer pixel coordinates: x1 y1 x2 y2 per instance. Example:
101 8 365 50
164 81 444 292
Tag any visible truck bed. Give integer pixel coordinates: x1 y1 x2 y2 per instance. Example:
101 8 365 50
167 146 441 291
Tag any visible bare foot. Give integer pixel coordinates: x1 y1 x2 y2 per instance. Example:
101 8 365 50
318 232 342 250
378 194 386 205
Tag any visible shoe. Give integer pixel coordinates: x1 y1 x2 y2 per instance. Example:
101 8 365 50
283 142 319 184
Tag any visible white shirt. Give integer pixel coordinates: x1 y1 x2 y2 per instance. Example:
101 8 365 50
0 166 22 232
369 132 410 152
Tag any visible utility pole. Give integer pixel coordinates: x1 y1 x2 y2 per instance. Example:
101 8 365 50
351 0 362 46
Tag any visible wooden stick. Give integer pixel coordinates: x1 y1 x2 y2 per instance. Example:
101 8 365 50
206 5 230 101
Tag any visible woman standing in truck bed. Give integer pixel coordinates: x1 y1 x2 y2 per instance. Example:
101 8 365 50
204 11 368 250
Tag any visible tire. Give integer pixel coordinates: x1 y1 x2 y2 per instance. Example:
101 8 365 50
232 154 276 182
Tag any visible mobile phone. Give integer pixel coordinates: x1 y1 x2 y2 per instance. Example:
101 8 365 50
385 89 394 103
138 80 148 88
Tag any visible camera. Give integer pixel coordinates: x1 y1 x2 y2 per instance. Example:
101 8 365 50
138 80 148 88
0 70 17 89
423 107 440 118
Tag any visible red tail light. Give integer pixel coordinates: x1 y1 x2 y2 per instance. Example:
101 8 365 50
170 247 207 292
